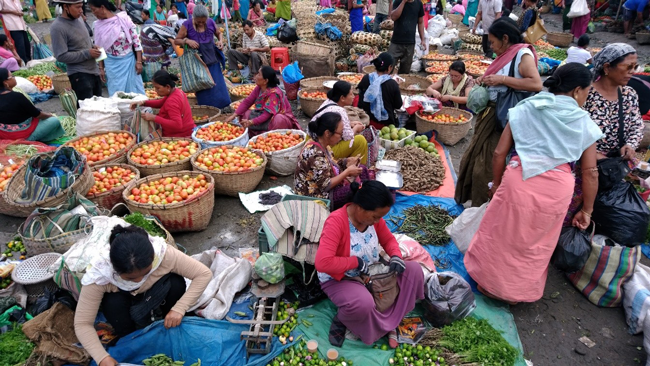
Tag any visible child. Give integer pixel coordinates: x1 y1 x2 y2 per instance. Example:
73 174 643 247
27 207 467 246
565 34 593 64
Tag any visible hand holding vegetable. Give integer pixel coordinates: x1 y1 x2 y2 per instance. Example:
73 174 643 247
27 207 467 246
164 310 183 329
389 256 406 274
99 356 118 366
130 101 144 110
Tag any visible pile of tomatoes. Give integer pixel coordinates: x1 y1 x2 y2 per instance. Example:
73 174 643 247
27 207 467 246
87 165 137 195
248 131 304 153
0 164 21 192
194 146 264 173
67 132 134 164
195 122 246 142
231 84 256 97
420 112 469 124
338 73 363 85
300 90 327 100
425 62 453 74
421 53 458 61
465 60 490 76
127 174 211 205
27 75 52 91
130 140 199 166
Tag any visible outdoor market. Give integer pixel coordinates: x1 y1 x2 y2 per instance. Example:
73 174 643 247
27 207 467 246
0 0 649 364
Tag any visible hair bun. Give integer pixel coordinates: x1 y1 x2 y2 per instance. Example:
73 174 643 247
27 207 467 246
542 75 560 88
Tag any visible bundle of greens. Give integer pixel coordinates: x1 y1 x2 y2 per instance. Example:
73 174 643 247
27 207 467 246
143 354 200 366
12 62 60 78
124 213 166 238
0 325 34 366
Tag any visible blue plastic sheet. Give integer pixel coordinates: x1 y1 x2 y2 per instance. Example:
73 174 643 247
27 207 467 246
314 22 342 40
28 92 54 104
540 57 562 67
92 317 295 366
642 243 650 259
315 8 335 15
266 23 280 36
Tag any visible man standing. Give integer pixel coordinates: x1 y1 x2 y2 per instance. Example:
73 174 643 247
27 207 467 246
472 0 502 58
51 0 102 103
388 0 425 75
228 20 270 77
373 0 389 33
623 0 649 39
0 0 30 64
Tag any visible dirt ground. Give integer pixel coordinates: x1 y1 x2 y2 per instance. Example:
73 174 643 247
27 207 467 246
5 12 650 365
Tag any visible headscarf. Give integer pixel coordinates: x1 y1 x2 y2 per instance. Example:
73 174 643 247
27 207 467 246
94 11 136 51
592 43 636 81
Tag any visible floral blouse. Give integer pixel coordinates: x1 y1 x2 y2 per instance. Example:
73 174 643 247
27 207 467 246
317 221 379 283
583 86 644 155
107 28 144 57
294 143 344 200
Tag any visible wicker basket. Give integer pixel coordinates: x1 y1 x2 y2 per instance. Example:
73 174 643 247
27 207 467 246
229 84 256 101
247 129 307 176
127 138 199 177
12 253 61 303
3 156 95 218
295 40 333 57
63 131 137 167
122 170 215 232
398 74 433 95
637 32 650 45
546 32 573 48
86 163 140 210
459 31 482 44
299 90 327 118
191 105 221 125
448 13 463 26
415 108 474 145
190 146 267 196
362 65 376 74
51 73 71 95
18 218 91 257
300 76 339 90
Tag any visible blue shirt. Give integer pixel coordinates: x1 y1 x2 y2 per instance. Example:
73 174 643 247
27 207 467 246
144 19 155 25
625 0 649 12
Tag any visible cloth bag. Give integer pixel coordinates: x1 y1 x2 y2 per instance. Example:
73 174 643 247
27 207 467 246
179 47 215 94
523 12 548 44
568 235 641 307
568 0 590 18
446 201 488 254
551 224 593 273
20 193 97 241
623 263 650 335
495 59 535 130
123 107 163 143
345 268 399 313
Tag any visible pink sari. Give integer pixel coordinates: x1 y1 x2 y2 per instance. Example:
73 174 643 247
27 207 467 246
571 13 590 39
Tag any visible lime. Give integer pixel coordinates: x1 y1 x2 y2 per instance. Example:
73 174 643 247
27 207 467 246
390 131 399 140
397 132 406 140
388 124 396 129
426 145 435 153
419 141 428 148
405 138 413 145
381 126 390 134
381 344 389 351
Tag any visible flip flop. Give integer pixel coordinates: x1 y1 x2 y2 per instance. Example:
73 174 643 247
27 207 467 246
388 329 398 349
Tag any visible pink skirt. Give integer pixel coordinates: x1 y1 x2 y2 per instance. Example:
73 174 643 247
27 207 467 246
464 158 574 302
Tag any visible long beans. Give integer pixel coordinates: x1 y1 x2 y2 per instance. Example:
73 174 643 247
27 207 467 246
389 204 456 246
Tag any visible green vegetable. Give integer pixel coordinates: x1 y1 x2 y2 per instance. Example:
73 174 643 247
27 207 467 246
545 48 568 61
388 204 456 246
59 116 76 137
124 212 166 238
234 311 248 317
0 325 34 366
143 354 199 366
12 62 61 78
4 144 38 158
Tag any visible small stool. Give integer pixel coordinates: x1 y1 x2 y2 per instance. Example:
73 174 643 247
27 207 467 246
270 47 290 71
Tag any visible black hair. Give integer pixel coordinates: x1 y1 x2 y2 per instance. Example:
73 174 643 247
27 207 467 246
449 60 466 74
178 12 187 19
88 0 117 12
0 34 8 47
372 52 394 73
489 17 524 45
456 0 462 4
170 3 177 9
0 68 9 91
152 69 179 88
253 1 262 7
544 63 592 94
141 9 149 17
242 20 254 28
577 34 590 48
327 81 352 103
260 65 280 87
350 180 394 211
308 112 341 137
109 225 154 275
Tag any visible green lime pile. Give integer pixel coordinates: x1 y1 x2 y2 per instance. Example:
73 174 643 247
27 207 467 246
391 344 450 366
404 135 439 157
3 239 26 260
380 125 412 142
267 339 354 366
273 301 300 338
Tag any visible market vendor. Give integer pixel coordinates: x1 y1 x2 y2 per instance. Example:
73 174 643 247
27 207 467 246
0 34 21 71
294 112 370 211
74 225 212 366
357 52 403 129
425 60 475 110
247 1 267 27
517 0 538 33
224 66 300 137
624 0 649 39
227 20 270 79
312 81 368 164
0 68 65 142
315 180 424 348
130 70 195 137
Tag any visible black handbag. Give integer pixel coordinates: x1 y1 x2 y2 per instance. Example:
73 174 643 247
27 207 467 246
596 88 630 192
495 56 535 130
128 273 173 328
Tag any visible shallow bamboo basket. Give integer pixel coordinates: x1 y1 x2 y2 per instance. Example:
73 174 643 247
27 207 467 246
415 107 474 146
63 131 137 167
191 105 221 125
127 138 199 177
86 163 140 210
398 74 433 96
299 89 327 118
51 73 71 95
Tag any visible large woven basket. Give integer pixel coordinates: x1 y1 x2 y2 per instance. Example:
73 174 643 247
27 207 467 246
637 32 650 45
12 253 61 303
459 31 482 44
86 163 140 210
299 89 327 118
295 40 334 57
63 131 137 167
362 65 376 74
229 84 256 101
546 32 573 47
247 129 307 176
122 170 215 232
190 146 267 197
191 105 221 125
300 76 339 90
51 73 71 95
127 138 199 177
415 108 474 145
3 156 94 218
187 94 198 105
448 13 463 26
398 74 433 95
18 218 91 257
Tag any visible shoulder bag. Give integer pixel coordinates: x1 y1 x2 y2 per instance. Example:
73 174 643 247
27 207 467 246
495 56 535 130
596 88 631 192
523 10 548 44
345 271 400 312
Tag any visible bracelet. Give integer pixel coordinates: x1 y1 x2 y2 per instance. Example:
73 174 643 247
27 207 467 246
502 75 506 83
580 209 592 218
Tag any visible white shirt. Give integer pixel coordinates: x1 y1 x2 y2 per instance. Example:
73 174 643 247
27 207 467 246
167 14 179 27
478 0 503 31
565 47 592 64
0 0 25 31
489 48 533 101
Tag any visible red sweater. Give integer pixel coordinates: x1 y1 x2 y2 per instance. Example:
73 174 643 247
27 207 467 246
315 204 402 281
143 88 196 137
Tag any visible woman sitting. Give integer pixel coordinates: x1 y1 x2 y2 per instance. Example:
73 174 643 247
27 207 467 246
426 61 475 110
0 69 64 142
465 64 602 305
130 70 195 137
565 34 593 65
224 66 300 137
315 180 424 348
0 35 21 71
294 112 369 211
248 1 267 27
358 53 403 129
75 225 212 366
312 81 369 164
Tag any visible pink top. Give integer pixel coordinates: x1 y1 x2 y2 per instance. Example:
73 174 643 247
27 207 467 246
234 0 240 11
187 2 195 15
0 46 13 60
451 4 466 15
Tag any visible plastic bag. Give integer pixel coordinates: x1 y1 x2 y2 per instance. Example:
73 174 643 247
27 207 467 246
588 21 595 33
467 85 490 114
623 263 650 335
592 181 650 247
446 202 488 254
254 253 285 284
15 76 38 94
125 1 144 24
76 97 122 136
551 225 592 273
567 0 589 18
423 272 476 327
281 62 304 84
277 23 298 43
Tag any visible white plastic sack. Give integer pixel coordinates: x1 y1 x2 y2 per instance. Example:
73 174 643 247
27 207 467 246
439 29 459 45
427 16 447 39
411 59 422 73
24 56 56 69
76 96 122 136
431 38 443 48
415 31 429 59
187 248 252 320
624 263 650 335
568 0 589 18
15 76 38 94
446 202 488 254
111 92 149 115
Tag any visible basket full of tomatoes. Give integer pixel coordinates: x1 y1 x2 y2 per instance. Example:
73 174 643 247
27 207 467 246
192 121 249 149
298 89 328 118
247 129 307 176
64 131 137 167
86 164 140 210
127 138 200 177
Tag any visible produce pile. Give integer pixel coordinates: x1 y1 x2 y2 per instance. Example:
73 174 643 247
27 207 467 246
130 140 199 166
145 88 161 99
421 53 458 61
143 354 201 366
193 115 210 122
59 116 77 137
67 132 134 163
194 146 264 172
379 125 413 142
231 84 257 97
0 325 34 366
338 73 364 85
249 131 305 153
266 338 354 366
259 191 282 205
419 112 469 124
87 165 137 195
126 174 211 205
300 90 327 100
425 62 453 74
12 62 60 78
0 163 22 192
402 136 440 157
464 60 489 76
544 48 568 61
195 122 246 142
426 74 443 83
384 146 445 192
388 204 455 246
273 301 301 339
26 75 52 91
124 212 166 238
2 238 25 260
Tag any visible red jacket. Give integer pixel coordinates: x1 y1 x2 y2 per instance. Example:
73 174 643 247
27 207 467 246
315 204 402 281
143 88 195 137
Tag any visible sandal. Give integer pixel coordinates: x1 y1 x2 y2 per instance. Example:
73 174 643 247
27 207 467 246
388 329 398 349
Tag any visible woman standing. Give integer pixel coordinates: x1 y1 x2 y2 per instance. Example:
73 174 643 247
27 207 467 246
426 61 475 110
315 180 424 347
312 81 368 164
175 0 188 17
465 64 602 305
90 0 146 96
349 0 364 33
0 34 21 71
35 0 52 22
357 53 403 129
570 2 590 39
275 0 291 21
155 4 168 24
175 4 231 109
248 1 267 27
224 66 300 136
517 0 539 32
455 18 542 207
140 24 175 75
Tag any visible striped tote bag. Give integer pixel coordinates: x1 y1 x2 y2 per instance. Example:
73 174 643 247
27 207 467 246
568 238 641 307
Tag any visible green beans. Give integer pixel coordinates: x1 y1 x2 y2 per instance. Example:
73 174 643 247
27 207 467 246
389 204 456 246
142 354 201 366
